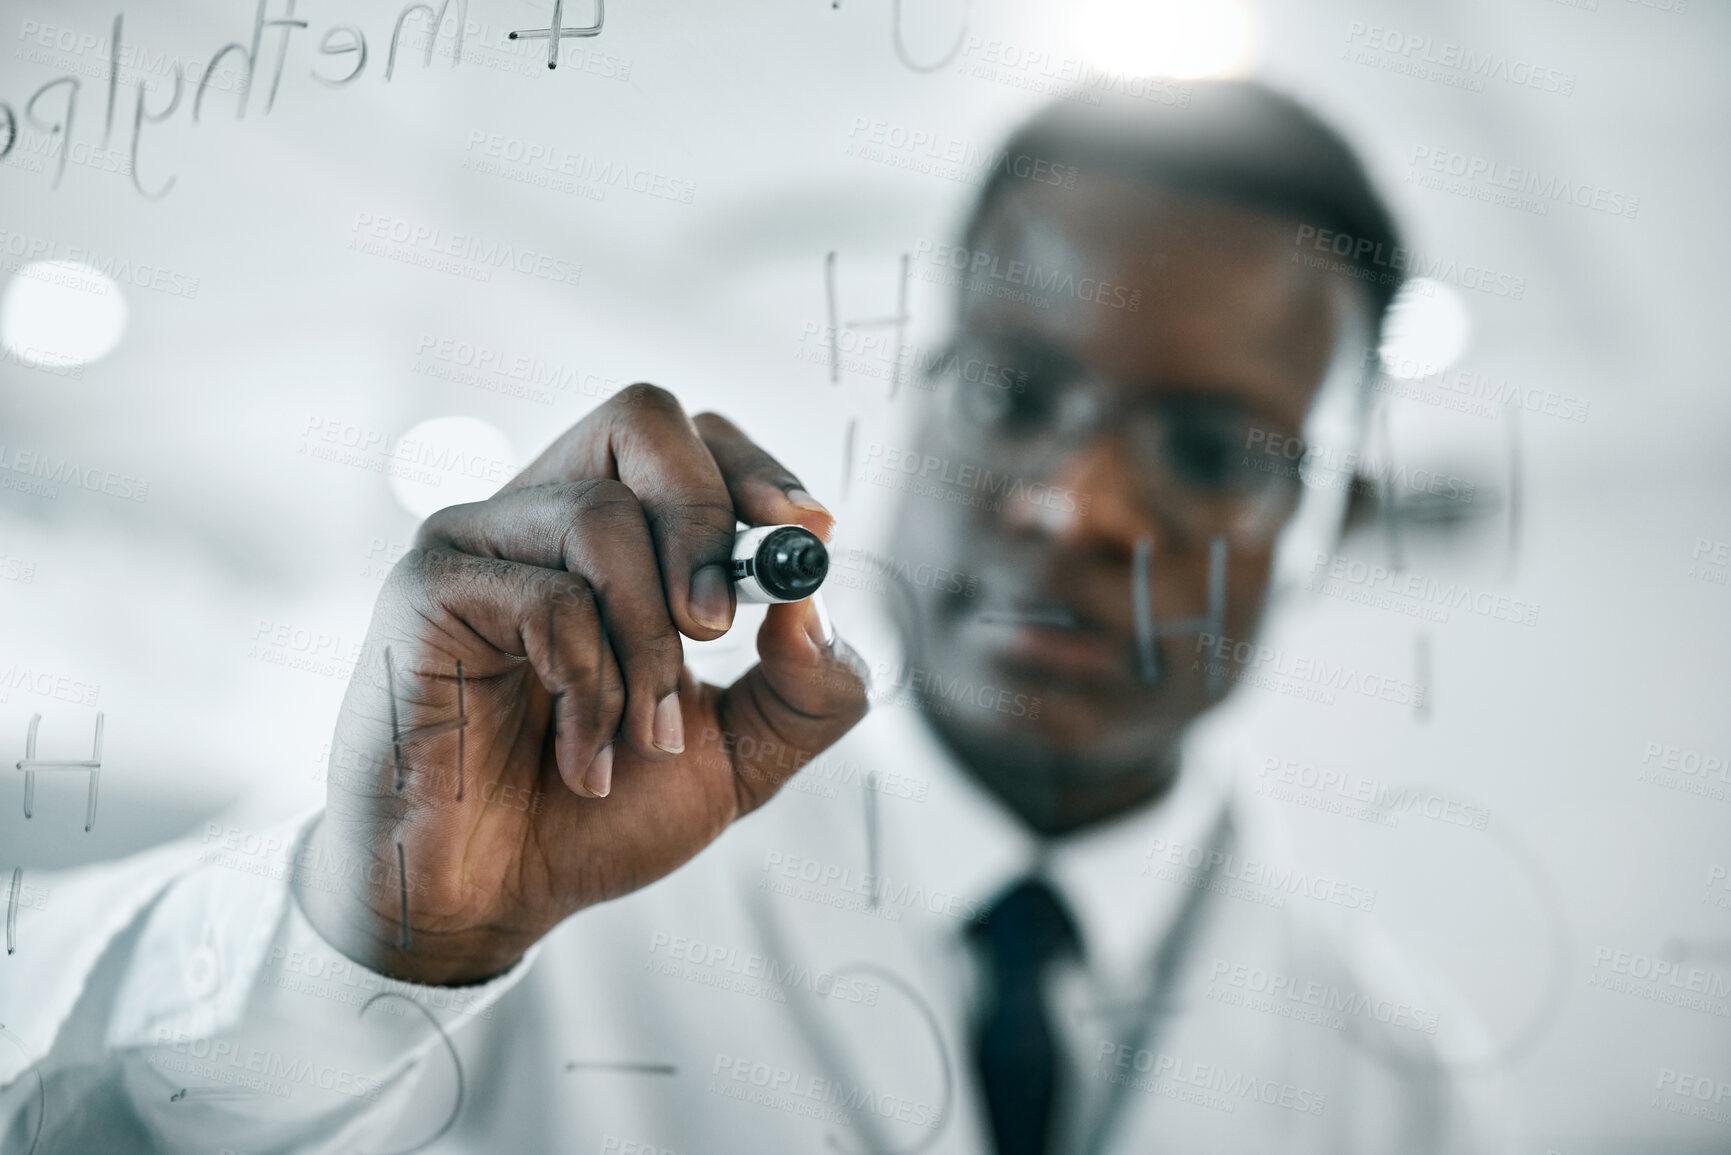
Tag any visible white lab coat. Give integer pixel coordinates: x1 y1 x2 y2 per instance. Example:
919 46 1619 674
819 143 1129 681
0 617 1505 1155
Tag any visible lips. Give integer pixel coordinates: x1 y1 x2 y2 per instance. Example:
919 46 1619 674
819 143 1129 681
961 601 1131 681
975 605 1079 629
939 548 1198 687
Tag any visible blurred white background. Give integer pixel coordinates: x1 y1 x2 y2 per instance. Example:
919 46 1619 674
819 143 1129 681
1 0 1728 1150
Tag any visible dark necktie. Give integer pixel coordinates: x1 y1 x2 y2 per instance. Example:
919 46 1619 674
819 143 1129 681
970 876 1081 1155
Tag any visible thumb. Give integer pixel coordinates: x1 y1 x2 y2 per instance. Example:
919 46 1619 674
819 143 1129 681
715 595 870 811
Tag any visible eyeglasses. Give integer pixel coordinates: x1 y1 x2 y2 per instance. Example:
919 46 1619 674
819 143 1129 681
927 336 1307 541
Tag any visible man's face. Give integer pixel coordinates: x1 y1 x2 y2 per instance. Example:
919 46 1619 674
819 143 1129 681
890 173 1367 815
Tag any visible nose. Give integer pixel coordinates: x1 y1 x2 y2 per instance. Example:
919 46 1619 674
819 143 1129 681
1003 431 1186 553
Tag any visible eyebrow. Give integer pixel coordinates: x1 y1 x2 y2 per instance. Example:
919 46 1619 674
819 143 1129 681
954 329 1308 432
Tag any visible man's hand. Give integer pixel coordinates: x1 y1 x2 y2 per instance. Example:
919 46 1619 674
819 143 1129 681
293 385 869 985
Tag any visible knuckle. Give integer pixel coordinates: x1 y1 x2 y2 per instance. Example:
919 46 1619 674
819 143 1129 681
549 635 604 695
654 497 738 548
383 543 444 599
626 629 685 676
543 578 611 674
564 664 625 732
594 676 627 718
545 572 595 614
558 649 603 695
438 556 518 616
411 513 452 552
613 382 681 415
554 480 646 561
559 478 640 523
414 499 482 547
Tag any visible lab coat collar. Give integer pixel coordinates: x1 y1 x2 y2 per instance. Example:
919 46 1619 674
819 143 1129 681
852 686 1232 1003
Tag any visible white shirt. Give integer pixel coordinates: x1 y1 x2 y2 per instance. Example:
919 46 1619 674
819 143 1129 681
0 615 1504 1154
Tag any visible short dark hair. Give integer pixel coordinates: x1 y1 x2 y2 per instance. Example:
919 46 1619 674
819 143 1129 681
963 81 1405 327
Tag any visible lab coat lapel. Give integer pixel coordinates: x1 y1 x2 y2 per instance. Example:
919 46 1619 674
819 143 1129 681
735 700 1023 1155
1083 807 1335 1154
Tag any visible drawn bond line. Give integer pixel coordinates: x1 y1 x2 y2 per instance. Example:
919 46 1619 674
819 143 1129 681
6 867 19 955
1130 535 1227 692
510 0 605 70
825 251 912 397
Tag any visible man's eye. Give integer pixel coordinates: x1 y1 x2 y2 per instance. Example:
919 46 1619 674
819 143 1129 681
1166 423 1245 490
951 346 1059 429
958 371 1050 432
1156 412 1290 494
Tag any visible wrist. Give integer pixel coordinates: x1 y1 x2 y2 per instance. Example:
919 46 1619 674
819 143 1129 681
291 818 535 987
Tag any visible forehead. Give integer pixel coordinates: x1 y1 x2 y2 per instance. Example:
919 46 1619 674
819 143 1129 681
959 174 1363 429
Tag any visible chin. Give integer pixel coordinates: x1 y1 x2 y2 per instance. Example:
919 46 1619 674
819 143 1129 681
939 673 1185 772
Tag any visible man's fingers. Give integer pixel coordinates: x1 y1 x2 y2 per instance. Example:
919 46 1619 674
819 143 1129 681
694 411 834 542
503 385 740 640
534 579 630 798
420 482 685 762
381 549 628 799
715 598 869 813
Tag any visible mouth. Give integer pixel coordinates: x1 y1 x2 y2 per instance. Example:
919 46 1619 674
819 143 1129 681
975 605 1079 628
961 600 1131 681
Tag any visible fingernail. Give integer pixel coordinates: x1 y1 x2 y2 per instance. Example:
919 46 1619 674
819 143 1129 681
584 744 614 798
805 592 836 650
689 564 733 632
803 602 825 651
653 692 685 754
785 487 830 517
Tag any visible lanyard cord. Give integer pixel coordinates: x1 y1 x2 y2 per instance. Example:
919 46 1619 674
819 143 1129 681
1077 806 1236 1155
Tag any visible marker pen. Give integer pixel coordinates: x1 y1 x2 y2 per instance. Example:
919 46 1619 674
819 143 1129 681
731 525 829 603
